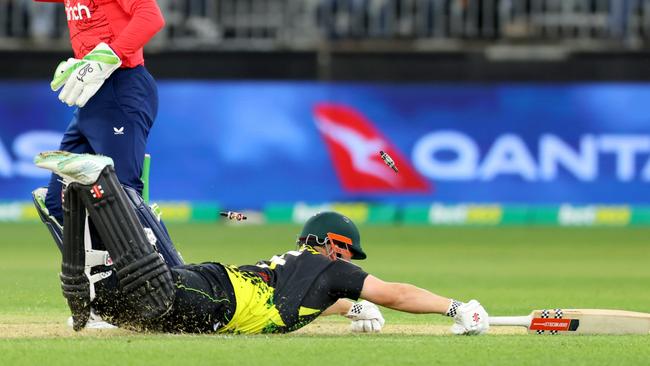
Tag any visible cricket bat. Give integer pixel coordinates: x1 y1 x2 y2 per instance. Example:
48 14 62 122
489 309 650 335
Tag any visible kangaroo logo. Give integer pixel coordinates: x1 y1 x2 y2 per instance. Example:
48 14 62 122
313 103 431 193
76 63 93 82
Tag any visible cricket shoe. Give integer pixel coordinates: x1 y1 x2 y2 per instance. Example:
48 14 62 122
34 150 76 184
32 187 48 213
31 187 57 225
33 150 73 171
67 310 117 330
35 151 114 185
31 187 64 251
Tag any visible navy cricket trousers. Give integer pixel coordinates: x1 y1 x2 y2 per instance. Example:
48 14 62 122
45 66 158 223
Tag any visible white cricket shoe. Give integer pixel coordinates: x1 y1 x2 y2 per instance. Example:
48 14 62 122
33 150 73 172
67 310 117 330
35 151 114 185
32 187 50 215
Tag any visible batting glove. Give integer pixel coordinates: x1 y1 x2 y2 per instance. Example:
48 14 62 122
57 43 122 108
447 299 489 335
346 300 385 333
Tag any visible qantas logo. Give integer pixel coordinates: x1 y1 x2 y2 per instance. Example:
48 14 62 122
313 103 431 193
316 112 397 184
65 1 92 21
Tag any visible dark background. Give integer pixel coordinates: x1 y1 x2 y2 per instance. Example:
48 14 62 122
2 49 649 81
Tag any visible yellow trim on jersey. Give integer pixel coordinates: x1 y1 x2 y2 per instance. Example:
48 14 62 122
300 244 321 255
298 306 321 317
218 265 285 334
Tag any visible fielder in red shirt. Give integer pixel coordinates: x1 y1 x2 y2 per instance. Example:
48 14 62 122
36 0 164 68
32 0 181 329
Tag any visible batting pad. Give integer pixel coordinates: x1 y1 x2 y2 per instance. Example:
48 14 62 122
61 185 91 331
123 186 184 267
74 166 175 322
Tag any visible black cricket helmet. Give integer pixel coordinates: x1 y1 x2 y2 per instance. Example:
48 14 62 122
298 211 366 260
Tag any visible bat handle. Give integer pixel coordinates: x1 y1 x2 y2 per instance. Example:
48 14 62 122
489 316 532 327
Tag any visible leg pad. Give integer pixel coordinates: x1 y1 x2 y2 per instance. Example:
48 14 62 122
60 273 91 331
75 166 175 321
123 186 184 267
61 185 90 331
118 252 175 315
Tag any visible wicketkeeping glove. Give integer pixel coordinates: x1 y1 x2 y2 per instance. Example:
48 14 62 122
346 300 385 333
55 43 122 108
446 299 489 335
50 57 81 92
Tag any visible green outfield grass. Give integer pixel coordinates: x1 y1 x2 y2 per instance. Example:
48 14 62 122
1 223 649 365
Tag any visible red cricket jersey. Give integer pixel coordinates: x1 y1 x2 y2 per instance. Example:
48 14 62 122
35 0 165 68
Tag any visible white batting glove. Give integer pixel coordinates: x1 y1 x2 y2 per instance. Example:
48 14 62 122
447 299 489 335
350 318 383 333
346 300 385 333
57 43 122 108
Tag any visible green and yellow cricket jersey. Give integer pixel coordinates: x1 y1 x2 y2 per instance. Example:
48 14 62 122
95 245 367 334
217 245 368 334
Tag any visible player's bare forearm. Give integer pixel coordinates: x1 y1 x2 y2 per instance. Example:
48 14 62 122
360 275 451 314
321 299 354 316
382 283 451 314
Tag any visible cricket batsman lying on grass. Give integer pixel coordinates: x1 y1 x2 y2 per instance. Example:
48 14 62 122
35 151 490 336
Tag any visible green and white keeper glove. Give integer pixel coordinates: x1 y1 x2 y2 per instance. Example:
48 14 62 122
447 299 489 335
50 57 81 92
346 300 385 333
51 42 122 108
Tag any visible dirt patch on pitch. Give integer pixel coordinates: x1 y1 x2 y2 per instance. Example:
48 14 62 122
296 322 526 335
0 321 525 338
0 322 134 339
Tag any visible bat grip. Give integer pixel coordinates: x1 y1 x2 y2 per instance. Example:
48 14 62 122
489 316 532 327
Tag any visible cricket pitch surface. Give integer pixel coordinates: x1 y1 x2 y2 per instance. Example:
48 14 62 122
0 320 526 339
